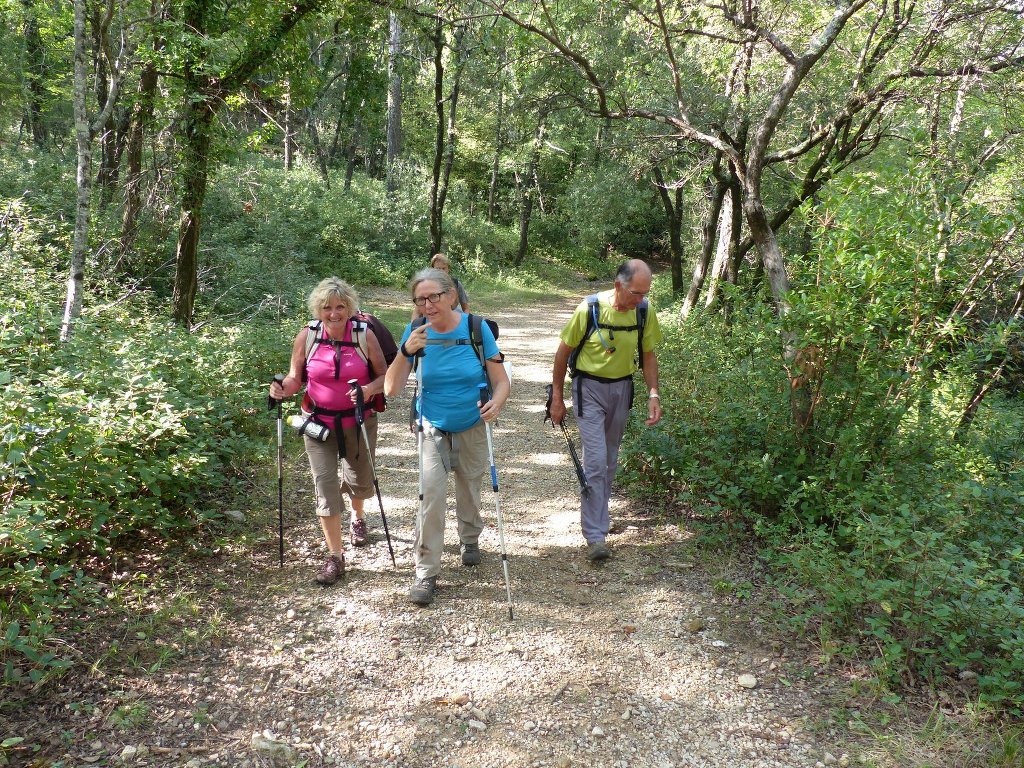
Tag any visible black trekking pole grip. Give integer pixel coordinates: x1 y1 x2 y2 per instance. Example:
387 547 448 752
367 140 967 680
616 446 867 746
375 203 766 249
349 379 365 426
268 374 285 411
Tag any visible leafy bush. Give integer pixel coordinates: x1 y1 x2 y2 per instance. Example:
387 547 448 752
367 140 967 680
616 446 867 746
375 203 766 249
196 160 432 321
558 165 663 259
624 220 1024 710
0 196 280 683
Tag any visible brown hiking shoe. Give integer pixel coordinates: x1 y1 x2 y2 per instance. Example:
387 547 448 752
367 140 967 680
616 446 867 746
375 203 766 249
315 554 345 586
351 518 369 547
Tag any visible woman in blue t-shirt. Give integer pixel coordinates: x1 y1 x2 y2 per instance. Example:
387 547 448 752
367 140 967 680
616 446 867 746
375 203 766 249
385 268 510 606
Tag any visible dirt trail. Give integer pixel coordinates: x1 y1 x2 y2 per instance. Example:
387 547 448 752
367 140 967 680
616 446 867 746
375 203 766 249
5 290 851 768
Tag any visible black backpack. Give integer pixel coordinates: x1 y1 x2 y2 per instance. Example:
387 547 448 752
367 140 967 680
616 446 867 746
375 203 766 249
567 293 648 378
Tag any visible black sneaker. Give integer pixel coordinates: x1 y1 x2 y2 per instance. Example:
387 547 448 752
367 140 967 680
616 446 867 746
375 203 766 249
460 542 481 566
409 576 437 605
586 541 610 561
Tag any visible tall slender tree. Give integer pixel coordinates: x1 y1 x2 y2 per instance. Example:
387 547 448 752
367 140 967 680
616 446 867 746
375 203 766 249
169 0 323 325
63 0 121 341
385 10 403 195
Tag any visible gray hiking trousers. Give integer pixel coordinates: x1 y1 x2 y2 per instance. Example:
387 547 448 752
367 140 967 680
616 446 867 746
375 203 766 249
574 375 633 544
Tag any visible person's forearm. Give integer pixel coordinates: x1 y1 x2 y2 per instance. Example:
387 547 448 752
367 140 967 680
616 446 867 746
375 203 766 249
384 356 412 397
643 352 659 397
551 345 570 400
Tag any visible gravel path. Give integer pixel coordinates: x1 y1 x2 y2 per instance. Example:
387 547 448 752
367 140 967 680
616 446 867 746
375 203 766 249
5 291 854 768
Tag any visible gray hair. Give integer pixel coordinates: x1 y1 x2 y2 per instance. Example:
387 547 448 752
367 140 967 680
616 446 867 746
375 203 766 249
409 267 454 296
308 276 359 318
615 259 652 285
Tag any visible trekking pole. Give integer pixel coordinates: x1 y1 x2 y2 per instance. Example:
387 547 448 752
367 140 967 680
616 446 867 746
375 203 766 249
414 359 426 566
544 384 593 498
267 374 285 568
479 384 514 621
349 380 396 567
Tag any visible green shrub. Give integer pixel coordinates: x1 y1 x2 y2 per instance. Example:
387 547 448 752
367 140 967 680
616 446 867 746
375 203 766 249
0 199 282 683
623 239 1024 710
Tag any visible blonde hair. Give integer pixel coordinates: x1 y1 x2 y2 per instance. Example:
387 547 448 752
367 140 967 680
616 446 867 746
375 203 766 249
307 276 359 318
430 253 451 270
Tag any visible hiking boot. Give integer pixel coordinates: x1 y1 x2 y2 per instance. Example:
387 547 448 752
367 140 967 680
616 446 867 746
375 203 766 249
409 575 437 605
351 517 369 547
315 554 345 586
460 542 481 566
586 541 610 561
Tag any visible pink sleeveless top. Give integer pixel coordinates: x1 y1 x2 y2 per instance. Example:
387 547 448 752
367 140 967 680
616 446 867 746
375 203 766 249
304 322 372 429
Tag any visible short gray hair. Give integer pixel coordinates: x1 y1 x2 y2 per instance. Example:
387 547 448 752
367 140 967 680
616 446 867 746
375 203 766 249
308 276 359 318
615 259 651 285
409 267 454 296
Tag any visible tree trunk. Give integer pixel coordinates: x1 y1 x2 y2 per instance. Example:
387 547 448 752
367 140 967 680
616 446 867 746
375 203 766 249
430 24 465 256
92 2 118 207
744 193 791 316
487 47 505 222
724 170 743 285
438 29 464 230
63 0 120 339
681 154 727 320
118 2 163 273
514 107 547 267
283 82 293 171
703 186 733 309
22 0 48 148
428 16 445 255
385 12 402 195
172 102 216 326
63 0 92 341
651 166 683 295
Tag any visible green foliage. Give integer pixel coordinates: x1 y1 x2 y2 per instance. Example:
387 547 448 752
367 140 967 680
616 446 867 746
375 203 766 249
0 193 277 685
195 160 431 321
624 181 1024 710
559 165 663 258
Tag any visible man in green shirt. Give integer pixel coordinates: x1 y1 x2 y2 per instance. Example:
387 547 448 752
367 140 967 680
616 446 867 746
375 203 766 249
549 259 664 560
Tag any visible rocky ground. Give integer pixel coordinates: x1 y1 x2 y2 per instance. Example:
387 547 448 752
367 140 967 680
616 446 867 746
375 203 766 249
3 290 863 768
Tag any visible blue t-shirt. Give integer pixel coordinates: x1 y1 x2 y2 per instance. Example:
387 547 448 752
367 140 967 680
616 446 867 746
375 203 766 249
400 315 500 433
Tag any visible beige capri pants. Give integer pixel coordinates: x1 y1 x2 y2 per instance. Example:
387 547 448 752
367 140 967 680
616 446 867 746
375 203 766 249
303 414 377 517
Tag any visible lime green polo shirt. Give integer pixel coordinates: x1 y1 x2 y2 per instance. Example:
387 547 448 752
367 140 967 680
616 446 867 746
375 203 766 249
560 289 663 379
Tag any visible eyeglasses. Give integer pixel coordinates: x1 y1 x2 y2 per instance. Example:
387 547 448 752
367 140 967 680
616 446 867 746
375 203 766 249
624 286 649 298
413 290 449 307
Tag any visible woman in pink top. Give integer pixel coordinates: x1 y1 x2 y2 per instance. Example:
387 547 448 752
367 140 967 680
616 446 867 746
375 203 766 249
268 277 388 585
